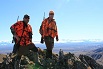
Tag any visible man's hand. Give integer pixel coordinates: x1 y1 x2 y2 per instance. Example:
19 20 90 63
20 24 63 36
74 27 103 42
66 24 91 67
30 39 32 42
13 35 20 41
56 36 59 41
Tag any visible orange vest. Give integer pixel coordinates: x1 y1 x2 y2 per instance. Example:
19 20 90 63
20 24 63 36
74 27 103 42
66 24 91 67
41 18 58 38
11 21 32 46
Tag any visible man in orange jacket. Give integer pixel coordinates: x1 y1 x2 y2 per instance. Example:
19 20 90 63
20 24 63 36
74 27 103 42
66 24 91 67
10 14 38 62
40 10 59 59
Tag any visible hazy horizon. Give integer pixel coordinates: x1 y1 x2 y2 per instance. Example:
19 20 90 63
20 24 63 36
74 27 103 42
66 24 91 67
0 41 103 54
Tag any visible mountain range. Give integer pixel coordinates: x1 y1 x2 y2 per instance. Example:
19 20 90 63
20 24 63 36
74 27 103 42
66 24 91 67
0 40 103 54
87 46 103 65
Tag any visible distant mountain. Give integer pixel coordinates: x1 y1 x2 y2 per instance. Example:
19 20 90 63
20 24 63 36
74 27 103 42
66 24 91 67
0 41 12 45
0 40 103 54
60 39 103 43
93 47 103 53
87 45 103 65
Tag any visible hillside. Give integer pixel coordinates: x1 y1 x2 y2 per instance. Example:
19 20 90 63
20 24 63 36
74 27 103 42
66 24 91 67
0 48 103 69
87 46 103 66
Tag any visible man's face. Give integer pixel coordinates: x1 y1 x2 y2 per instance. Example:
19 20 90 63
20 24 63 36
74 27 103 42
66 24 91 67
49 14 54 19
23 17 30 24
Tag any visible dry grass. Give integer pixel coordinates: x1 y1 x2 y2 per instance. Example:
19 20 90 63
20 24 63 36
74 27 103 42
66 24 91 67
0 54 6 63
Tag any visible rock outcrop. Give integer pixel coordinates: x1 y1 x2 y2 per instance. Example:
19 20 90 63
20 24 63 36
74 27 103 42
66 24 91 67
0 48 103 69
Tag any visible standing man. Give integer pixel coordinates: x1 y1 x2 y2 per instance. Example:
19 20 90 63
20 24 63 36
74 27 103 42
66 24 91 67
10 14 38 63
40 10 59 59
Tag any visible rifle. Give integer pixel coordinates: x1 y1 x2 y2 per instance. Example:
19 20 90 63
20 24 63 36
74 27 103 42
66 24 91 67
40 12 45 43
43 12 45 20
17 16 19 22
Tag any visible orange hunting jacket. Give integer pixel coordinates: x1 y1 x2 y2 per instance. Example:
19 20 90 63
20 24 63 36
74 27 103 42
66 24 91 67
41 18 58 38
11 21 32 46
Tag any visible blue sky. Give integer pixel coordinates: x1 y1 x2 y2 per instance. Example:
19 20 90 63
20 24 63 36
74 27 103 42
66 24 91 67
0 0 103 42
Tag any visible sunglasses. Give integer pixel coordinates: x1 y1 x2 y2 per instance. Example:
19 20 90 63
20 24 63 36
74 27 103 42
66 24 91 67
49 13 54 15
24 17 30 19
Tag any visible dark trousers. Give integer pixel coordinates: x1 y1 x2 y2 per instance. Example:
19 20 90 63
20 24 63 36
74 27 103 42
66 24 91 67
16 43 38 60
12 44 17 54
18 43 38 55
44 36 54 59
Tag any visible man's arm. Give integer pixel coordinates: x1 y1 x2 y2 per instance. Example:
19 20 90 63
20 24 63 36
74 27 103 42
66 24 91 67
55 22 59 41
10 26 16 35
10 24 20 41
40 20 46 44
41 20 46 38
28 25 33 42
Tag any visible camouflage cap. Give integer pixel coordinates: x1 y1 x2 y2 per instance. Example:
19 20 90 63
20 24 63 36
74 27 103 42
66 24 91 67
23 14 30 19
